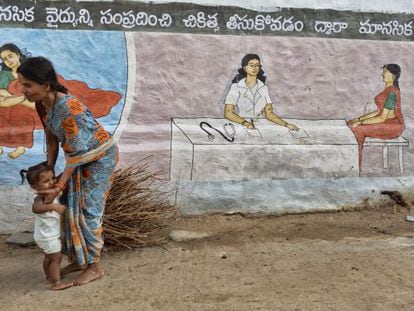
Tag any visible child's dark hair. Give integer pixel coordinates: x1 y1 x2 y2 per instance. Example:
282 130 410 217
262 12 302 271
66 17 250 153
20 162 54 187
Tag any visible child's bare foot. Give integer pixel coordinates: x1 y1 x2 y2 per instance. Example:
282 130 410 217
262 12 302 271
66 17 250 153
50 280 73 291
73 265 104 286
61 262 86 276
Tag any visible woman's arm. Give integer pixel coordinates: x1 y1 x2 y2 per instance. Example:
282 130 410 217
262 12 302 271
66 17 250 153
358 110 379 121
0 91 25 108
348 110 378 126
45 127 59 168
224 104 254 128
36 165 76 204
39 128 61 203
57 165 76 188
264 104 298 130
362 108 392 124
352 92 397 127
19 99 35 109
352 108 392 127
0 89 11 97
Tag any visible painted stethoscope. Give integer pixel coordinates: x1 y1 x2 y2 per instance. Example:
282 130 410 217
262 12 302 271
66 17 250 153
199 121 236 142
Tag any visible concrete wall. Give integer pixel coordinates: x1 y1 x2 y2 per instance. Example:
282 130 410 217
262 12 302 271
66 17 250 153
1 0 414 233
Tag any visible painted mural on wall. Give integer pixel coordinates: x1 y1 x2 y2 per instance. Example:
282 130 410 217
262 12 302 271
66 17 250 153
223 54 298 131
169 53 409 182
0 28 128 184
2 1 414 230
2 1 414 42
1 1 414 188
347 64 405 174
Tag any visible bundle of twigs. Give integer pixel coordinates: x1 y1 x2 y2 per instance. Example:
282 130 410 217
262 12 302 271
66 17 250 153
103 158 176 251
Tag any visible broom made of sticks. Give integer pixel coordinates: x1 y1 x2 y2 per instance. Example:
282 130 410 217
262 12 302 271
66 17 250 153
103 158 177 251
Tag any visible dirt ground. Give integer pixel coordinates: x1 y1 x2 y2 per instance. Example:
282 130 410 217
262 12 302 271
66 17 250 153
1 197 414 311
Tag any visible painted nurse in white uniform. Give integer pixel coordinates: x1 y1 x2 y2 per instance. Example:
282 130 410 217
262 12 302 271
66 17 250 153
224 53 298 130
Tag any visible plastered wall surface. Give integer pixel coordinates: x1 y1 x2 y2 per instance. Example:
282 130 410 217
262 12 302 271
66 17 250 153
119 32 414 176
141 0 414 14
1 0 414 233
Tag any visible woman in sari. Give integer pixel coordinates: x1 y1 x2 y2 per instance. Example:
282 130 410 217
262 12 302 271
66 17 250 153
18 56 118 287
347 64 404 175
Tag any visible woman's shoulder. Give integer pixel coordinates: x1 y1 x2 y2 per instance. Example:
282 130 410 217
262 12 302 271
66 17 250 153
230 78 242 84
56 94 86 113
386 85 400 94
257 80 270 93
375 86 400 107
228 80 243 91
256 78 267 86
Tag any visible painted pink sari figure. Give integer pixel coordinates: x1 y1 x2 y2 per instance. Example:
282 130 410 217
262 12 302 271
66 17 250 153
347 64 404 174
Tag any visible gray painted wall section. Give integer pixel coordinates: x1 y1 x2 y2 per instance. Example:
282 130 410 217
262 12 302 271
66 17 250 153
2 1 414 233
0 185 35 234
2 176 413 233
175 176 414 215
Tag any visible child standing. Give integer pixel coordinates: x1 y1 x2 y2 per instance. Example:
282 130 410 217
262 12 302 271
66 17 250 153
20 162 72 290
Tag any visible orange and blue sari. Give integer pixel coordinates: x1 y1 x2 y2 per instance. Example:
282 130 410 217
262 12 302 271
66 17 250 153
43 95 118 266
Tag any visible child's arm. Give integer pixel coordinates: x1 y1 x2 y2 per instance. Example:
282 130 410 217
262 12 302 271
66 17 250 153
32 196 65 215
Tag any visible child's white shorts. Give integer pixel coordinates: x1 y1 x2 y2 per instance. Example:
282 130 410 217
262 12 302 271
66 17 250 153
35 238 61 254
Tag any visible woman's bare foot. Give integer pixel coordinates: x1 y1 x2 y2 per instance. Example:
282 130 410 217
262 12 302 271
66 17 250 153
50 280 73 291
73 263 104 286
61 262 86 276
8 147 25 159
